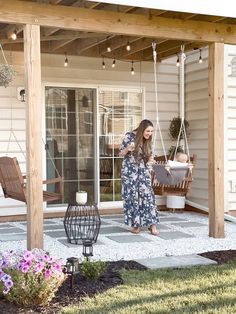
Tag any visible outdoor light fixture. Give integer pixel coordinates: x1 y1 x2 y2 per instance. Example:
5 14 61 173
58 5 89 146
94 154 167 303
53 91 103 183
126 41 131 51
131 61 135 75
112 59 116 68
64 53 68 67
82 239 93 258
66 257 80 289
20 89 25 102
199 49 203 64
176 54 180 67
10 29 17 41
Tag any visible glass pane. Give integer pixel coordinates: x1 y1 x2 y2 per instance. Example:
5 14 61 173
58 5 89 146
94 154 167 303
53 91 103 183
98 89 142 203
45 87 96 205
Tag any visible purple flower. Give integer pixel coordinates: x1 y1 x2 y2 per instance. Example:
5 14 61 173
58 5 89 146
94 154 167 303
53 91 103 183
23 250 33 261
2 287 10 295
5 279 13 288
44 268 52 279
34 262 45 273
20 264 30 273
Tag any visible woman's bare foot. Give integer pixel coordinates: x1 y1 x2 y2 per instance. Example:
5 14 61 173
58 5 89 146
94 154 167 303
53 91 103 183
148 225 159 236
131 227 141 234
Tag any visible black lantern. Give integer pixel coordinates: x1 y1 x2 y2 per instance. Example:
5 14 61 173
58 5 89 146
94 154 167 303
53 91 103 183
66 257 79 289
64 203 101 245
82 239 93 258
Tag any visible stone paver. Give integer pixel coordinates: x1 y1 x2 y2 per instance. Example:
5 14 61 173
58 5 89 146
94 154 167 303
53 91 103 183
160 217 187 222
158 231 195 240
136 254 217 269
0 234 26 241
44 230 66 238
0 223 15 229
108 235 152 243
170 221 206 228
99 226 129 234
0 227 25 234
44 225 64 231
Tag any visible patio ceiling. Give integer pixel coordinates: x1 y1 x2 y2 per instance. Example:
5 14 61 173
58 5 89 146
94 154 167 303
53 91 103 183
1 0 236 62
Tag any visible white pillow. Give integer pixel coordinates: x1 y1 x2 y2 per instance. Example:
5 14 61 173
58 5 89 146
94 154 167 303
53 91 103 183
167 160 188 168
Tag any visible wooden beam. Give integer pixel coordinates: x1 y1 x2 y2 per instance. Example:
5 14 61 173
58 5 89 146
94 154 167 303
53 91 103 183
1 1 236 44
24 24 44 249
208 42 225 238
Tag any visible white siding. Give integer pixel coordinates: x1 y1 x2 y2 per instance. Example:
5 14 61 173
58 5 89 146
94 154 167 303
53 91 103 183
225 44 236 211
0 51 178 214
185 48 209 207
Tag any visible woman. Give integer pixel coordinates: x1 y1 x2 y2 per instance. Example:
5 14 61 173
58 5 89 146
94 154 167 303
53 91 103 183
119 119 159 235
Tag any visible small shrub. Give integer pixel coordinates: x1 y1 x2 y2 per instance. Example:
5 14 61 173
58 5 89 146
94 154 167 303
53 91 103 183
80 258 107 280
0 249 66 306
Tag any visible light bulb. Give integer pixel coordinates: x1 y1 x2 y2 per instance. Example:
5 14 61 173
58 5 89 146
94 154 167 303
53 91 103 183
199 49 203 63
64 54 68 67
11 30 17 40
126 42 131 51
176 56 180 67
131 61 135 75
107 46 111 52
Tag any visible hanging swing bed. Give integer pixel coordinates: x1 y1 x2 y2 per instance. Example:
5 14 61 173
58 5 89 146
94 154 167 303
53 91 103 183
150 42 197 197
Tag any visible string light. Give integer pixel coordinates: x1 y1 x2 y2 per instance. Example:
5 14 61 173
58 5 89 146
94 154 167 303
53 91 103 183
176 54 180 67
199 48 203 63
64 53 68 67
102 57 106 69
112 59 116 68
10 29 17 40
126 41 131 51
131 61 135 75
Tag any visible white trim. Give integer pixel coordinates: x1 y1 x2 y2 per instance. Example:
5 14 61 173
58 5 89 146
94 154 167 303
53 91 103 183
89 0 236 19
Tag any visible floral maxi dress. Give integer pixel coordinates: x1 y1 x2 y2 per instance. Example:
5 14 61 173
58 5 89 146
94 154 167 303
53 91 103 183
119 132 159 227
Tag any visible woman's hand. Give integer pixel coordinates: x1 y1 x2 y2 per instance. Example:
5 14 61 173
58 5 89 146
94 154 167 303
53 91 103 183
127 142 135 152
119 142 135 157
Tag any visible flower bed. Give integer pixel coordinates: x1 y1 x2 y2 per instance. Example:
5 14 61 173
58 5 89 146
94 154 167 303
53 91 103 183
0 249 65 306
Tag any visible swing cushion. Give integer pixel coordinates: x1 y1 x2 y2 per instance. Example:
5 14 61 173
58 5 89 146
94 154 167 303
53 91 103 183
152 162 189 186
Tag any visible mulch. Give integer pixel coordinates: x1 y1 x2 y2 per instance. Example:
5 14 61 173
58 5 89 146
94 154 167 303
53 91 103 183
1 251 236 314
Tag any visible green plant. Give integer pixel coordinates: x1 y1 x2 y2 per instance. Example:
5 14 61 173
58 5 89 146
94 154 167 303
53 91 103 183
0 249 66 306
169 117 190 141
168 117 190 159
0 64 16 87
80 258 107 280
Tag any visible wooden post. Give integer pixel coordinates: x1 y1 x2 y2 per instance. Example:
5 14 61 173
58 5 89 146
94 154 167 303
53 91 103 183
208 42 225 238
24 24 44 249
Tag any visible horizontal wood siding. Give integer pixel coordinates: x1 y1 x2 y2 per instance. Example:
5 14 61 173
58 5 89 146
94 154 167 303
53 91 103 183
0 51 178 214
185 48 209 207
225 44 236 211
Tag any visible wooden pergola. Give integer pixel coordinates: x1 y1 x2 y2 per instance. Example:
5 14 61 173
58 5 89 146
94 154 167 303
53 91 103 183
0 0 229 248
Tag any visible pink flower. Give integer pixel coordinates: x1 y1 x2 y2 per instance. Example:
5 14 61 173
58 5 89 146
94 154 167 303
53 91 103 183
44 268 52 279
23 250 33 261
34 262 45 273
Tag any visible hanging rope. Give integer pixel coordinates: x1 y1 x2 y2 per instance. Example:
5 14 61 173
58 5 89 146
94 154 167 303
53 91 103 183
152 42 168 162
173 45 191 162
0 43 8 65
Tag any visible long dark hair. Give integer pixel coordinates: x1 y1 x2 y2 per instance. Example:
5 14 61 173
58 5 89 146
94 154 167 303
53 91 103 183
133 119 153 163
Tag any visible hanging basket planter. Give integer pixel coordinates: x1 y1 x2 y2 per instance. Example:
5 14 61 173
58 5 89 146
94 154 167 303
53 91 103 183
0 43 16 88
0 64 16 87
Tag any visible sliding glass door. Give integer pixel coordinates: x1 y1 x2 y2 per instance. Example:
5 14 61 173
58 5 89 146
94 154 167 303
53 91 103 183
45 86 143 207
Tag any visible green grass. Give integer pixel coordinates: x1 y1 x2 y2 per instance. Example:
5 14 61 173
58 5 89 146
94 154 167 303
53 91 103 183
60 260 236 314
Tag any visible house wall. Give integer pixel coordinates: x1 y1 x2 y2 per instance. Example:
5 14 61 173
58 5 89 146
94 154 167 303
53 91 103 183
0 51 178 215
185 48 209 208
